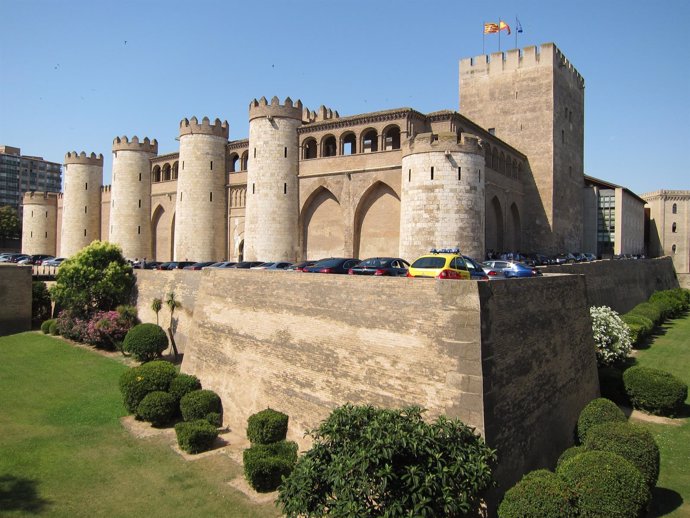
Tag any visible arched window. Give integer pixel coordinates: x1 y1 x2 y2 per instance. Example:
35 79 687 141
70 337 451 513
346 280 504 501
512 160 518 179
362 129 379 153
499 153 505 174
491 148 499 170
322 135 337 157
228 153 239 173
484 146 491 167
383 126 401 150
152 165 161 182
672 244 677 253
241 151 249 171
172 161 178 180
162 163 171 181
303 138 317 159
672 203 677 214
672 222 677 233
341 132 356 155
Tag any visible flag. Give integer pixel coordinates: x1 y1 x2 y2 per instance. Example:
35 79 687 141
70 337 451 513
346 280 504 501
516 17 523 33
484 22 499 34
499 20 511 35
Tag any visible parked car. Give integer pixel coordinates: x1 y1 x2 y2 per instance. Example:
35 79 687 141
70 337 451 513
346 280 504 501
19 254 55 265
407 249 470 280
227 261 265 269
0 253 25 263
303 258 360 274
286 260 317 272
183 261 216 270
502 261 542 278
9 254 30 263
553 253 577 264
481 260 514 278
140 261 162 269
155 262 174 270
583 253 597 261
348 257 410 276
250 262 293 270
43 257 66 267
463 256 489 281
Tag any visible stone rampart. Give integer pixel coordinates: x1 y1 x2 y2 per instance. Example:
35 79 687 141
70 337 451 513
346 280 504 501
0 265 32 335
541 257 679 313
678 273 690 289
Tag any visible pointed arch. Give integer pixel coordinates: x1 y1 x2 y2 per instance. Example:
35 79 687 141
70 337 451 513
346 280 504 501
301 186 344 259
151 204 166 260
353 181 400 258
486 195 504 252
508 202 521 251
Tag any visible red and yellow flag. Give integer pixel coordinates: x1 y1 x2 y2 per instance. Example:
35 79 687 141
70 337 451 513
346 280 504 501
484 22 499 34
499 20 511 35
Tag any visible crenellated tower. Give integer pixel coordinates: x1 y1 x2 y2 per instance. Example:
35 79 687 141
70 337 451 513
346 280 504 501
110 136 158 259
459 43 585 253
60 151 103 257
174 117 229 261
244 96 302 262
399 132 485 260
21 191 59 256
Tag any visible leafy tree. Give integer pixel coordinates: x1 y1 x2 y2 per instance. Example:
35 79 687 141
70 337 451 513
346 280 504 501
277 404 496 517
0 205 20 239
50 241 134 317
165 291 181 360
32 281 52 323
151 298 162 325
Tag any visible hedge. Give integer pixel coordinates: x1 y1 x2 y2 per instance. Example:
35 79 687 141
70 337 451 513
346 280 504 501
627 302 663 327
49 321 58 335
243 440 298 493
175 419 219 454
556 446 586 469
621 314 654 345
649 290 687 319
576 398 626 443
123 323 169 362
136 391 177 427
41 319 55 334
557 450 650 518
584 421 660 488
498 469 577 518
247 408 289 445
169 373 202 404
180 390 222 424
118 360 177 413
623 366 688 417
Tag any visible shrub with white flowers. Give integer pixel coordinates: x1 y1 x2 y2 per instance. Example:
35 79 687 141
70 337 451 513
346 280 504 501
590 306 632 367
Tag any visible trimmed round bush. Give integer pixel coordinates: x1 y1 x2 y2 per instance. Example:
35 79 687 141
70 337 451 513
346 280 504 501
623 366 688 416
49 321 58 335
557 450 650 518
244 440 298 493
585 421 660 488
175 419 219 454
123 323 169 362
136 391 177 427
649 290 686 319
169 373 202 403
498 469 577 518
205 412 222 427
41 319 55 334
628 302 663 327
577 398 626 443
180 390 222 424
556 446 586 469
247 408 289 445
118 360 177 414
621 314 654 345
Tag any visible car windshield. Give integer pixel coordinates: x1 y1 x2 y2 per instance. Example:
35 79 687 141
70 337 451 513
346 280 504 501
411 257 446 269
357 258 390 268
312 258 342 268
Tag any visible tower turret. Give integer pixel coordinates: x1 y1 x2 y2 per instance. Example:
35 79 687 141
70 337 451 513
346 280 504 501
21 191 59 256
399 132 485 260
174 117 229 261
110 136 158 259
60 151 103 257
244 96 303 261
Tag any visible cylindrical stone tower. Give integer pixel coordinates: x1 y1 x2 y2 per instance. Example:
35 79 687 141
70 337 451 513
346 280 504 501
109 136 158 259
60 151 103 257
174 116 229 262
244 96 302 262
399 132 485 260
21 191 58 256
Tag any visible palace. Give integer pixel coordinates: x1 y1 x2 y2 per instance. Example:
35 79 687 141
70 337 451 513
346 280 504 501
20 43 649 263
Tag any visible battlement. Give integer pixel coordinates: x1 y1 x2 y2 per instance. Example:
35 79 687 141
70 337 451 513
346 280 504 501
179 116 229 138
112 135 158 153
101 185 111 193
64 151 104 166
22 191 60 205
303 105 340 123
460 43 584 86
249 96 303 122
402 132 483 157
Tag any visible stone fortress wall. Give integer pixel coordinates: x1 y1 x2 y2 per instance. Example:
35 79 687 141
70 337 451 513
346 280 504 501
21 191 59 256
0 264 31 335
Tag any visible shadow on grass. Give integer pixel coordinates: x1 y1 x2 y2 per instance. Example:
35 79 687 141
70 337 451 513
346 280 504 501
648 486 683 517
0 474 51 513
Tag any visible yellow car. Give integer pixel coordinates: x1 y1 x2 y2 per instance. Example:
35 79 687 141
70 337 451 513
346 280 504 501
406 249 471 280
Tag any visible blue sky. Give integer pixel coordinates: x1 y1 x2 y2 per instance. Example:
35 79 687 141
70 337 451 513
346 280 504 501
1 0 688 195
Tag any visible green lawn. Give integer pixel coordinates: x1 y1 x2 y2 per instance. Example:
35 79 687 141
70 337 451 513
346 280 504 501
0 332 280 518
631 315 690 518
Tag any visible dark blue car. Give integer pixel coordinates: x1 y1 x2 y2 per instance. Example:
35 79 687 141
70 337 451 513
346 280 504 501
503 262 542 278
303 257 360 274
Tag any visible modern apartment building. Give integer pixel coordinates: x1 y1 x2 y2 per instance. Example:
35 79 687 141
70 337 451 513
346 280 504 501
0 145 62 214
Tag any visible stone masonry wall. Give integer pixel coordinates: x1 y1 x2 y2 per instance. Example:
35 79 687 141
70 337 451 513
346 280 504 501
541 257 679 313
0 265 32 335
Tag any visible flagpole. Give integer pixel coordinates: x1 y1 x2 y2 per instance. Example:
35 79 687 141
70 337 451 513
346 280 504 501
498 18 501 52
482 21 485 54
515 16 518 49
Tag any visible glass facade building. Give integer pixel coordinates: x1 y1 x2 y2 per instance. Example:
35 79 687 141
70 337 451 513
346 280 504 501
0 145 62 214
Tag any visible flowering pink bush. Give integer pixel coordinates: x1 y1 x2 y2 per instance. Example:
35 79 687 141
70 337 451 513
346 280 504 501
84 310 133 350
55 310 89 342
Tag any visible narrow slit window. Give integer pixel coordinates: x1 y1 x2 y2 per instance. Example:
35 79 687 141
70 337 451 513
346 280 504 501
182 161 184 170
30 231 33 238
139 173 142 181
283 183 287 194
284 147 287 158
84 229 87 236
430 167 434 180
137 226 141 235
478 169 481 182
210 161 213 170
138 199 141 208
408 169 411 182
253 148 256 158
458 167 462 180
252 183 255 194
85 182 88 190
45 211 48 217
84 206 87 214
210 192 213 202
31 210 33 217
45 232 47 238
180 192 183 201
